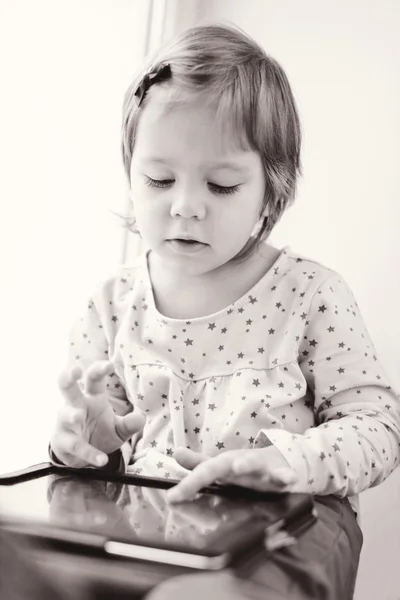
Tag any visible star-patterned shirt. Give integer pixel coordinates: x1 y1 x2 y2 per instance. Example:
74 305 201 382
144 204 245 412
67 246 400 513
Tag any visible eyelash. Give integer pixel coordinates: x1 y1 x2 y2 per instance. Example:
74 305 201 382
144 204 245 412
144 177 240 196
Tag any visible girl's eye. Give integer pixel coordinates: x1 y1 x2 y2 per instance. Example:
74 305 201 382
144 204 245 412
144 177 173 189
144 176 240 196
209 183 240 195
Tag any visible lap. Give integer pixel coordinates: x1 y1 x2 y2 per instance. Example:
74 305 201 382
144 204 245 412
146 496 363 600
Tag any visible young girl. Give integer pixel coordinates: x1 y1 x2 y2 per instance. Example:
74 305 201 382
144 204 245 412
50 23 400 600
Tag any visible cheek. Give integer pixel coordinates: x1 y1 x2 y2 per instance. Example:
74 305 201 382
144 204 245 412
215 198 260 235
133 201 151 227
133 196 168 237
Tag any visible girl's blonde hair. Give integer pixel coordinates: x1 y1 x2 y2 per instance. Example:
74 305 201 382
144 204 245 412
121 23 301 261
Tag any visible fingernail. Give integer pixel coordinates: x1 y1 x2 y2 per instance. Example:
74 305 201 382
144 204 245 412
167 487 190 503
167 488 181 502
272 468 297 484
96 455 107 466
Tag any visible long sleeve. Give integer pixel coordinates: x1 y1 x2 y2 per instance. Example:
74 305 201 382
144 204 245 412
262 274 400 497
56 281 137 468
67 295 131 418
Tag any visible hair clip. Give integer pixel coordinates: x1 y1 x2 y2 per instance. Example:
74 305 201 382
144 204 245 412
134 63 172 107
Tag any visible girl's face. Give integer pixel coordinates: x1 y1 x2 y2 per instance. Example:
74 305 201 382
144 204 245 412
130 95 266 279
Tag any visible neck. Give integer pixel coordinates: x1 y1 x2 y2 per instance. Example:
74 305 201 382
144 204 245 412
148 249 257 290
146 243 280 320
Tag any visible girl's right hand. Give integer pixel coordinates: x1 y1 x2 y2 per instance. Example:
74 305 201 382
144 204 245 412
50 361 145 469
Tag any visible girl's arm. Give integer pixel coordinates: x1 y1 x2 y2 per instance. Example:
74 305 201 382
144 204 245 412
66 286 132 420
50 273 138 470
256 274 400 497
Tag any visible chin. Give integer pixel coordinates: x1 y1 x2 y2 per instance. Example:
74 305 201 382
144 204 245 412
151 241 244 276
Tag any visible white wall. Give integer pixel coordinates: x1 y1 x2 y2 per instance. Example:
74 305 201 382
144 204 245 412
0 0 151 471
177 1 400 599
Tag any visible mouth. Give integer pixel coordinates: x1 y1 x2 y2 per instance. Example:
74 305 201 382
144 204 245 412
167 238 208 254
171 238 203 244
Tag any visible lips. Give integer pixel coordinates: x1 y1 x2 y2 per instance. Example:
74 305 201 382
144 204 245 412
167 239 208 254
168 236 206 244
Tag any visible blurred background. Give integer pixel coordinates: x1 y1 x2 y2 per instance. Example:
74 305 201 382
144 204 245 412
0 1 399 598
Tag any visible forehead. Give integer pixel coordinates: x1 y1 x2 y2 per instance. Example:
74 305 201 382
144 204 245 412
133 91 253 165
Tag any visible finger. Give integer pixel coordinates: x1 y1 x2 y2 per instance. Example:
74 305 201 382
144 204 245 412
231 453 265 476
66 435 109 467
232 456 297 486
58 405 85 433
224 472 292 492
58 366 83 405
167 454 235 503
84 361 114 395
114 412 145 442
268 468 297 486
174 447 208 470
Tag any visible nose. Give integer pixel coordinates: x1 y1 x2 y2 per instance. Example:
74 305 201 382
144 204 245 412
170 186 206 220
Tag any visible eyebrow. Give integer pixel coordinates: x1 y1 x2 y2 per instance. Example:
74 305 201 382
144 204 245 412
141 157 250 173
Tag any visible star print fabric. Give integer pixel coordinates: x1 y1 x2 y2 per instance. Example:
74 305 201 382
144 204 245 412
67 246 400 504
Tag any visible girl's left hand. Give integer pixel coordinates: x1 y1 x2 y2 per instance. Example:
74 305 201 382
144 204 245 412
167 446 297 503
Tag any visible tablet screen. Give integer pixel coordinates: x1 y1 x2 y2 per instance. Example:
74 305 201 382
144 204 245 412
0 472 277 562
0 468 315 569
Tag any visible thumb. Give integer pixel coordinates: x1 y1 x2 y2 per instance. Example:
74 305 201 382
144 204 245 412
174 447 208 470
114 412 145 442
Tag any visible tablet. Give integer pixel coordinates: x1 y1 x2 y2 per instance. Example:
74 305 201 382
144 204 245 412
0 463 316 570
